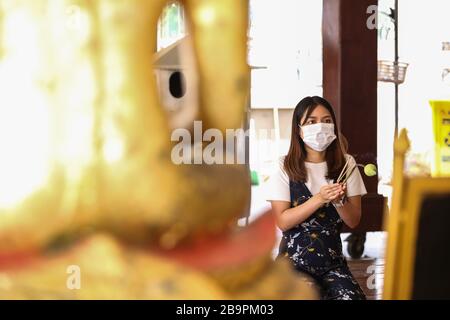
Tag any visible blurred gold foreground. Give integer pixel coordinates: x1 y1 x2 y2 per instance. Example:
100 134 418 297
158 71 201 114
0 0 318 299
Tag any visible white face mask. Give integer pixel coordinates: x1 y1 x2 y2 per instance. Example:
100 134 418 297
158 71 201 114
300 123 336 152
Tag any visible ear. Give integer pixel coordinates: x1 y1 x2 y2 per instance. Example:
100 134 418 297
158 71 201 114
0 0 251 251
184 0 250 132
96 0 252 245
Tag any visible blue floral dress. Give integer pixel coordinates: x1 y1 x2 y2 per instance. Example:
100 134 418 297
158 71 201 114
278 180 366 300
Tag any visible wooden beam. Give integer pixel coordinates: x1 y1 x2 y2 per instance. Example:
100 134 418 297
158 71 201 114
323 0 386 233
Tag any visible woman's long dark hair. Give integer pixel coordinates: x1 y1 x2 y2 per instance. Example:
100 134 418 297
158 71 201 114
284 96 346 183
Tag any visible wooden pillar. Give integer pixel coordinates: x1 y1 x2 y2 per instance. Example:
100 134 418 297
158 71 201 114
323 0 386 232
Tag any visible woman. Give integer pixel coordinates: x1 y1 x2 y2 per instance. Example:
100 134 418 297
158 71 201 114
266 96 366 300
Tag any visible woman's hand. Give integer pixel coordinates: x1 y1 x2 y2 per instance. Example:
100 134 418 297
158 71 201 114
331 183 347 207
334 183 347 200
318 183 346 204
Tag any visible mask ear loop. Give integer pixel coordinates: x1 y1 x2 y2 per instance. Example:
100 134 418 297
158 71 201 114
298 124 303 139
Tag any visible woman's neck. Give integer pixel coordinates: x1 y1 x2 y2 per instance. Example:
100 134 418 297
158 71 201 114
305 148 326 163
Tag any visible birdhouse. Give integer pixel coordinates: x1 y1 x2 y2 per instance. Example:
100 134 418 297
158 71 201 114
153 36 199 130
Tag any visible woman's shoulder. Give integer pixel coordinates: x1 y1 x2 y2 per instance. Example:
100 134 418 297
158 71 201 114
264 155 291 202
273 155 288 181
342 154 367 196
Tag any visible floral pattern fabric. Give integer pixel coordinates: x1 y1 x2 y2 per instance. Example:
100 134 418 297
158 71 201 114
278 180 366 300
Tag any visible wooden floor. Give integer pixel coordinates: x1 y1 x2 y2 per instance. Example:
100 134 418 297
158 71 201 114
344 232 386 300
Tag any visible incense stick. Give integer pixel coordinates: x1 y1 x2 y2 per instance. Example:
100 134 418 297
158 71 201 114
341 164 357 184
337 157 351 183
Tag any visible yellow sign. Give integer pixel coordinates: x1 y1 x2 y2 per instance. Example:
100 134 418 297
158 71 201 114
429 100 450 177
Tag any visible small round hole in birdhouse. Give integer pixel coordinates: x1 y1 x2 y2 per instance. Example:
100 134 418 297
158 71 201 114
169 71 186 99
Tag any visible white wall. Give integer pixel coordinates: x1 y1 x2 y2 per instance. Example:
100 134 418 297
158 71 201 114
378 0 450 197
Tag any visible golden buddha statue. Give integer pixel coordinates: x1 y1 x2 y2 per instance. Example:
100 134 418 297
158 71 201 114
0 0 318 300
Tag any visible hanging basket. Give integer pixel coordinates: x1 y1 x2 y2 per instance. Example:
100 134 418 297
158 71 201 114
443 42 450 51
443 68 450 85
378 60 409 84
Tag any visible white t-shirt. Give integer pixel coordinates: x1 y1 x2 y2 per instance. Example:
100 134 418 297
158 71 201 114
264 154 367 203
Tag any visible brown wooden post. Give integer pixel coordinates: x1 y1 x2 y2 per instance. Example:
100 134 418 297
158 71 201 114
323 0 386 233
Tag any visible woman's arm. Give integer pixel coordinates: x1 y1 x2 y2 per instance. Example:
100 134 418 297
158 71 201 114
334 195 362 229
270 184 344 232
270 195 325 232
332 154 366 228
